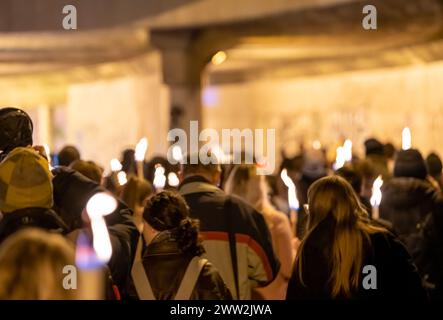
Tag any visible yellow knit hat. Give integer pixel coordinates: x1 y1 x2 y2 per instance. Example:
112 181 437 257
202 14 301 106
0 147 53 213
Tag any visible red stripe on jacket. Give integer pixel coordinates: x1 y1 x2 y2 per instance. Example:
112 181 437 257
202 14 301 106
201 231 273 281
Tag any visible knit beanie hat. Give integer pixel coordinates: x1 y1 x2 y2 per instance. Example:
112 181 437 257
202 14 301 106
0 147 53 213
394 149 428 180
0 108 33 159
426 152 442 177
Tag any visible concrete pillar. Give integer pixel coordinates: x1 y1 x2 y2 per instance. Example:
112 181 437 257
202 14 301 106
151 31 206 134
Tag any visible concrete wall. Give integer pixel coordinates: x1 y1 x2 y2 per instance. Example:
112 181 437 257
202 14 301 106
65 75 169 168
203 61 443 162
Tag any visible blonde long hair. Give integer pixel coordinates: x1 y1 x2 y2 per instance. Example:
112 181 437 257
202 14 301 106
295 175 386 298
0 228 76 300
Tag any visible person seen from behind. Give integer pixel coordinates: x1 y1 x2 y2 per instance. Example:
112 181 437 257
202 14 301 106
286 175 426 299
128 190 231 300
225 164 296 299
121 175 153 231
179 153 280 300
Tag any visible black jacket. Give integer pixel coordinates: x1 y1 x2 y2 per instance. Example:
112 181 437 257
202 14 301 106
414 207 443 299
128 231 232 300
0 207 68 243
379 177 443 254
52 167 140 293
286 219 427 300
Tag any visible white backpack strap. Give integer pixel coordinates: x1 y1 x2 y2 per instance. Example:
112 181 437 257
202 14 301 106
134 236 143 262
174 257 208 300
131 236 156 300
131 260 157 300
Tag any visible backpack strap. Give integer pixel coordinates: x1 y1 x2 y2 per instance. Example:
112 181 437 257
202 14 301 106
131 235 156 300
131 260 157 300
133 235 143 262
174 257 208 300
225 197 240 300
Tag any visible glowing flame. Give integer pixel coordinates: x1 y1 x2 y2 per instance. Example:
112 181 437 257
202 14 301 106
135 137 149 162
211 51 227 65
168 172 180 187
280 169 299 210
312 140 322 150
402 127 411 150
153 164 166 190
172 145 183 162
333 146 346 170
86 193 117 264
43 144 53 170
43 144 50 160
110 158 122 172
117 171 127 186
370 175 383 207
343 139 353 162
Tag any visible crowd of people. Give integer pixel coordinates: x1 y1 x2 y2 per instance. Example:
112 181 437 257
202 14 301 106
0 107 442 300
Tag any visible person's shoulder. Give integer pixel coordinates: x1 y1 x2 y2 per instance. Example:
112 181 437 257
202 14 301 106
197 261 233 299
267 206 288 224
369 230 395 245
369 230 409 258
227 194 268 225
227 194 258 215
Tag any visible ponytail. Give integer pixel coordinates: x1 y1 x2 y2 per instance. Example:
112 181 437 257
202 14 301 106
174 218 205 256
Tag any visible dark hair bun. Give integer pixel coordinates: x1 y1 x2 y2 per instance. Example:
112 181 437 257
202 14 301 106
174 218 204 256
143 190 204 255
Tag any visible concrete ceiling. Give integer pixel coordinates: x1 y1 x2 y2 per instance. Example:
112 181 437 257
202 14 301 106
1 0 443 99
0 0 352 32
205 0 443 83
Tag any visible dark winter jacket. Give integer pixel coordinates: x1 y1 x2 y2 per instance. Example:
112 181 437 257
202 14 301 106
52 167 140 293
286 218 427 300
128 231 232 300
414 208 443 299
379 177 443 254
179 175 280 300
52 166 104 231
0 207 68 243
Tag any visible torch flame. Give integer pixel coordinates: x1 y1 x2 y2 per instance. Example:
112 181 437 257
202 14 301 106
117 171 127 186
333 146 346 170
86 193 117 264
280 169 299 210
172 145 184 162
135 137 149 162
343 139 353 162
168 172 180 187
110 158 122 172
153 164 166 190
43 144 53 170
402 127 411 150
370 175 383 207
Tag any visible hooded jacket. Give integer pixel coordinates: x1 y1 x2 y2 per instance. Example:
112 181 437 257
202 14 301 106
378 177 443 299
379 177 443 254
128 231 232 300
52 167 140 294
